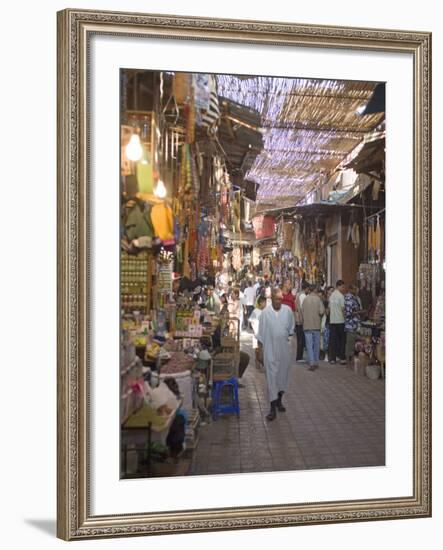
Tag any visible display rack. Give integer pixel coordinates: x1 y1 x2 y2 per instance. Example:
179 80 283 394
121 250 153 313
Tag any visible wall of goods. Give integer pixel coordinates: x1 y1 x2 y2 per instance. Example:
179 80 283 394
119 70 264 477
118 70 386 477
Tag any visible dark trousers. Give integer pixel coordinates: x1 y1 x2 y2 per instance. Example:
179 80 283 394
246 305 254 321
329 323 345 361
296 324 305 360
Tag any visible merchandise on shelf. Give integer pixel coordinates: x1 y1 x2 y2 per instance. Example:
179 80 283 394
121 251 150 312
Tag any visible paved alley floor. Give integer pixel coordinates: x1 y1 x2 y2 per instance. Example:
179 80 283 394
191 332 385 476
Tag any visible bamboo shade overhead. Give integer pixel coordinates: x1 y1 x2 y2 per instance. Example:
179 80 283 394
216 75 384 207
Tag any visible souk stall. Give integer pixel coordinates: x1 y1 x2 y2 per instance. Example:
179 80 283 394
119 69 259 476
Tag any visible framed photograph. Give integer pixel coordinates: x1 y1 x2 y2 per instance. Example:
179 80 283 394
57 8 431 540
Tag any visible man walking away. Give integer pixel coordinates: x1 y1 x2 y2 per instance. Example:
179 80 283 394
243 280 257 327
294 282 310 362
302 285 325 371
328 280 347 364
258 288 294 421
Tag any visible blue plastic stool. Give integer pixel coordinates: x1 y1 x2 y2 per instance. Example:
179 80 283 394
211 377 240 420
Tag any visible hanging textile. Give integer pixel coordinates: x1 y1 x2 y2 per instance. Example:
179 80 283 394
351 223 360 249
283 223 294 251
188 209 198 259
210 241 218 263
124 201 155 242
252 215 275 240
200 75 220 133
151 203 174 243
276 218 284 248
186 94 196 144
232 192 241 233
372 180 381 201
375 216 381 260
173 73 191 104
182 237 190 278
193 74 210 112
197 236 210 272
292 222 302 259
190 146 200 196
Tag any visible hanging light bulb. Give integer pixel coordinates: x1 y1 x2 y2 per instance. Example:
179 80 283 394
154 179 167 199
125 133 143 161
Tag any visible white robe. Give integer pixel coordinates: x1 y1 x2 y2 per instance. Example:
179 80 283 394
258 304 294 402
249 307 263 349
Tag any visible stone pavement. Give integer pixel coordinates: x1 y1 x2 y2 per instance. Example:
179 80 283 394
191 332 385 476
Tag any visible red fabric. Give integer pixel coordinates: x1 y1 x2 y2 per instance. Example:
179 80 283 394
282 292 295 312
252 215 275 239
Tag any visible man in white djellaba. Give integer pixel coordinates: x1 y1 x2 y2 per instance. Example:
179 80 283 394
258 287 295 421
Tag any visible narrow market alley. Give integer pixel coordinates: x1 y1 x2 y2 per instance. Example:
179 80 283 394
191 333 385 475
119 69 387 480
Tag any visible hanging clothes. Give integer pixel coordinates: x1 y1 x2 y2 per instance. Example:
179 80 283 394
197 236 211 272
210 241 218 263
124 201 155 242
367 221 373 261
193 74 211 112
232 192 241 233
375 216 381 260
173 73 191 104
372 180 381 201
351 223 360 249
200 75 220 134
292 222 302 259
182 237 190 278
185 208 198 261
151 202 174 243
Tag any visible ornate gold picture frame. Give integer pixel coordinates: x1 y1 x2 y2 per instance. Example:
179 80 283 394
57 8 431 540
